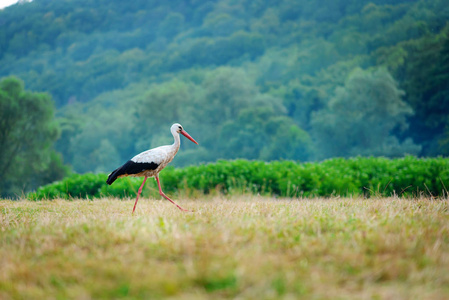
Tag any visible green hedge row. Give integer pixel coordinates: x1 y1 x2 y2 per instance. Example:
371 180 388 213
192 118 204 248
28 156 449 200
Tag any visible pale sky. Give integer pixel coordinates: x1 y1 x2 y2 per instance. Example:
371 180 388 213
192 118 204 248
0 0 20 9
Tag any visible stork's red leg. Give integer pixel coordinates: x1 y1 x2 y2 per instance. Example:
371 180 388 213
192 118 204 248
132 176 148 214
155 175 189 212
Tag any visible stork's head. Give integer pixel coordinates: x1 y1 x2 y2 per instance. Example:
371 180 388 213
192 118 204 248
171 123 198 145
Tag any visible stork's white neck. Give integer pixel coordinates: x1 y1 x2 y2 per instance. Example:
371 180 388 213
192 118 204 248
169 123 184 157
171 130 181 155
172 131 180 146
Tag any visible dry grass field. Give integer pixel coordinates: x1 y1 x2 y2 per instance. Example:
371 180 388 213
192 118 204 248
1 196 448 299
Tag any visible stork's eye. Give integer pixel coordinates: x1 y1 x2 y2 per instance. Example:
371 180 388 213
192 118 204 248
178 126 182 131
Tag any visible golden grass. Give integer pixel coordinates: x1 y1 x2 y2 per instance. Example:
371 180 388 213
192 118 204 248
1 196 448 299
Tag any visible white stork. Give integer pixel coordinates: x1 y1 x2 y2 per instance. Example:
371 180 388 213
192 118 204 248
107 123 198 213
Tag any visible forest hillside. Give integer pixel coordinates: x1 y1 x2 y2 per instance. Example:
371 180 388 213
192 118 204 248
0 0 448 196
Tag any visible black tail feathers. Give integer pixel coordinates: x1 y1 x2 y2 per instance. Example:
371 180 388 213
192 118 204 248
106 168 120 185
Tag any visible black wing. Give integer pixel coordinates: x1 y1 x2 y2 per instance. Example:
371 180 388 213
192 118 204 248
106 160 159 185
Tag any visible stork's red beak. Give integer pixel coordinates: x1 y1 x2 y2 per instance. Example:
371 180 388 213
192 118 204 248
180 130 198 145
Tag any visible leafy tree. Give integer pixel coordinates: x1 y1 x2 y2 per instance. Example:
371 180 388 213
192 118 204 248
260 116 311 161
135 79 197 151
194 67 285 154
219 107 311 161
0 76 68 197
133 67 301 167
68 110 138 173
219 107 274 160
159 12 185 39
435 35 449 155
311 68 421 159
399 28 449 155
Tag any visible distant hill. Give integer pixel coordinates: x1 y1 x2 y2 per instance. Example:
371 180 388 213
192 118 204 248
1 0 448 173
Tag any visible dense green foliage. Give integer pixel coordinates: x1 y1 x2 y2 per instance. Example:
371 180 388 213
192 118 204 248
29 157 449 200
1 0 448 175
0 77 69 197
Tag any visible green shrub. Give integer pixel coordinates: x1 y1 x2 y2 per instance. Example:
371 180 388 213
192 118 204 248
28 157 449 200
29 173 106 200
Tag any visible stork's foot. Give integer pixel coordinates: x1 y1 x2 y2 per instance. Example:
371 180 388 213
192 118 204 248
175 204 193 212
180 207 194 213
